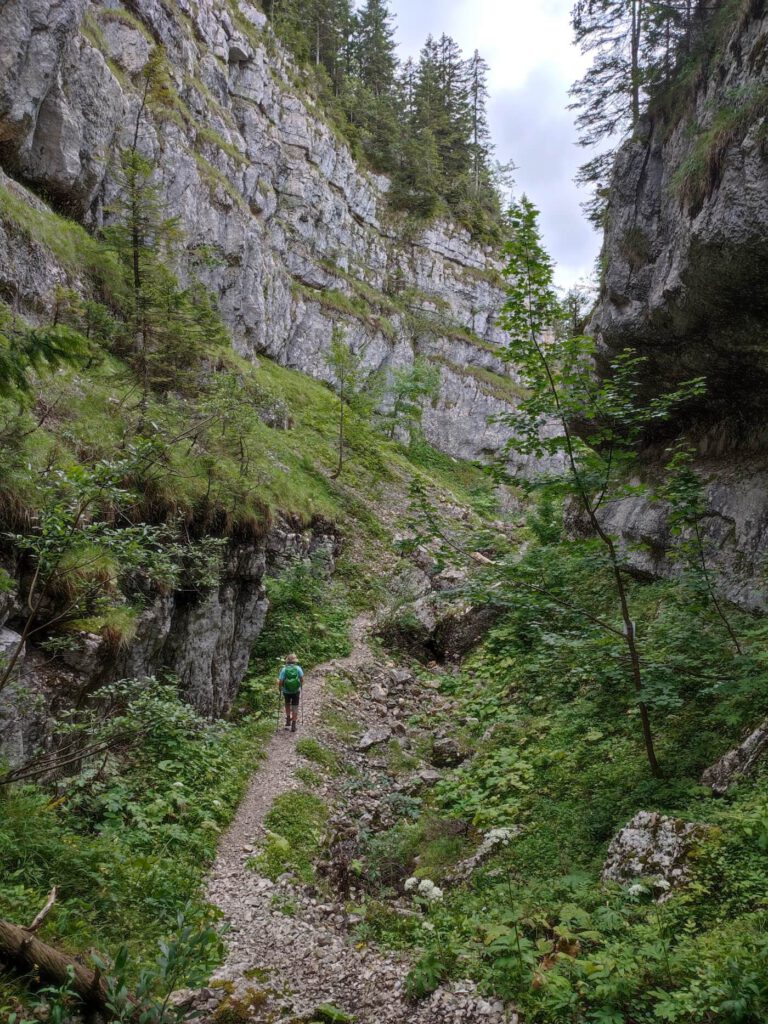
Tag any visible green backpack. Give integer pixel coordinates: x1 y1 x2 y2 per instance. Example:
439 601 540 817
282 665 302 695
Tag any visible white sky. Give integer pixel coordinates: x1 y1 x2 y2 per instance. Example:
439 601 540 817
387 0 600 289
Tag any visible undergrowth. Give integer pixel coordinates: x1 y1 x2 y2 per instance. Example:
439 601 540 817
362 531 768 1023
0 690 271 1013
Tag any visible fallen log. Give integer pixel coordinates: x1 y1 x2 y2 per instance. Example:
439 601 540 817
0 891 114 1015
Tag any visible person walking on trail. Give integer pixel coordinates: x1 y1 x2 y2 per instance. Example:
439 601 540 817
278 653 304 733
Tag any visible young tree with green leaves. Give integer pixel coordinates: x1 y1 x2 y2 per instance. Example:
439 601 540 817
662 442 743 655
383 358 441 441
326 327 369 479
499 197 705 776
0 462 172 697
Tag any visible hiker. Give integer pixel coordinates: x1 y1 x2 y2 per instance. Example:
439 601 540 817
278 653 304 733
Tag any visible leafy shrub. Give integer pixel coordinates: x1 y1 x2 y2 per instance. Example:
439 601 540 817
0 686 268 991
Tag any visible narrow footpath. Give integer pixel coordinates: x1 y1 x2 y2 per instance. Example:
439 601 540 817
201 615 511 1024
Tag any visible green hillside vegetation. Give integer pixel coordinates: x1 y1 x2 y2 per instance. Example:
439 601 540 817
347 196 768 1023
359 534 768 1022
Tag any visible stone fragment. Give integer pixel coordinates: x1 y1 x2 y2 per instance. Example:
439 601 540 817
228 41 251 63
431 736 466 768
357 725 392 751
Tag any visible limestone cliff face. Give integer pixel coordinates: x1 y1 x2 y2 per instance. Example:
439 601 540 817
591 3 768 608
594 5 768 407
0 0 521 465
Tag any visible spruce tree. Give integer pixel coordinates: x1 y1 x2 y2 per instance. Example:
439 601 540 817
353 0 398 97
467 50 492 196
569 0 702 225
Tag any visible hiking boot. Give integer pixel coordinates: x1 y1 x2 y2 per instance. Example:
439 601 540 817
284 719 291 730
290 721 297 732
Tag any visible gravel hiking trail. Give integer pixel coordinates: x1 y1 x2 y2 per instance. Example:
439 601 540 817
203 614 511 1024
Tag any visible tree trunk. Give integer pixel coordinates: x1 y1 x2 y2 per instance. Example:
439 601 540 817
0 919 115 1014
631 0 643 124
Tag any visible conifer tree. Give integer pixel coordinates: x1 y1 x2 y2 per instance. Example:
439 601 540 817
467 50 492 195
327 327 369 479
353 0 398 97
570 0 705 224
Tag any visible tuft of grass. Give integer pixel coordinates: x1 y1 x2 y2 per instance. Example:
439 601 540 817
250 790 328 882
195 125 248 166
618 225 651 270
0 180 126 304
295 737 340 774
96 6 154 42
294 765 324 788
673 82 768 210
428 354 526 404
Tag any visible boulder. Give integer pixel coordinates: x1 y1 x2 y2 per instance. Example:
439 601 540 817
389 667 414 686
357 725 392 751
701 720 768 795
602 811 709 890
430 736 466 769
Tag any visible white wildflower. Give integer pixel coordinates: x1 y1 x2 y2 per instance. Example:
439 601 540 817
417 879 444 902
654 878 671 892
404 877 419 892
627 883 647 898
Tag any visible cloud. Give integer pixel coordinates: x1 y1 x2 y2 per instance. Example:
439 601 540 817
387 0 601 288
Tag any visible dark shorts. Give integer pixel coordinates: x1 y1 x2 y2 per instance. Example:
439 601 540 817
282 690 301 706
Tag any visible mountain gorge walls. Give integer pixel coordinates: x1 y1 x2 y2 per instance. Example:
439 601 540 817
0 0 520 465
591 1 768 608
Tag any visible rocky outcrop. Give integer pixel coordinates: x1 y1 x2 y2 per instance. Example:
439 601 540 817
377 565 501 662
595 452 768 610
594 6 768 410
118 523 336 716
0 0 522 464
590 5 768 607
0 628 26 767
701 718 768 795
0 520 336 766
602 811 710 891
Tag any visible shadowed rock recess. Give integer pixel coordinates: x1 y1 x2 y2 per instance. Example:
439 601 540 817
591 4 768 608
0 0 526 466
